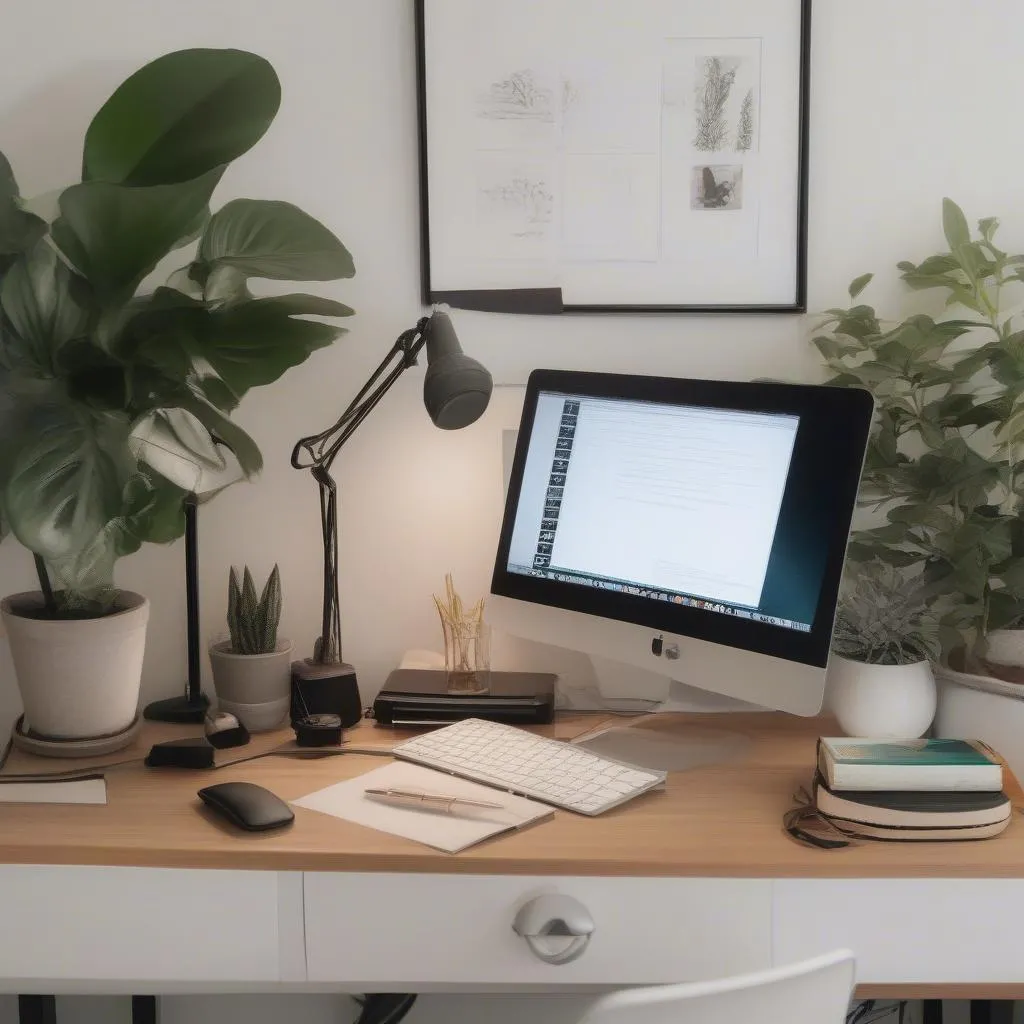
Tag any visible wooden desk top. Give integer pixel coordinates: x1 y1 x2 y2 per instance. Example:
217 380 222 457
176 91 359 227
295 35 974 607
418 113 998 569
0 712 1020 876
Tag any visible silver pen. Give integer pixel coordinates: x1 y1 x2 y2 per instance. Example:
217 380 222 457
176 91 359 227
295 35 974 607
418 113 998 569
364 787 503 814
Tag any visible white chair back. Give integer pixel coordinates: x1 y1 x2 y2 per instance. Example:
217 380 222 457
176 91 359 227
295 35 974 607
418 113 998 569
573 950 856 1024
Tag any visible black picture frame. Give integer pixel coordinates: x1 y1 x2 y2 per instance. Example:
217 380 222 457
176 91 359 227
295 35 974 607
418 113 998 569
416 0 812 315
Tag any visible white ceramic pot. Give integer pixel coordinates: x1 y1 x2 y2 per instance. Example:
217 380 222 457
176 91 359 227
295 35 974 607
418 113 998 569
827 655 936 738
980 629 1024 683
209 639 292 732
0 591 149 740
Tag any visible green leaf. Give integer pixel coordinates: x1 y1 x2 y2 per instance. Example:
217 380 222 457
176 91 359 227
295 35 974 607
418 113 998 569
51 169 223 303
158 384 264 478
193 295 348 397
812 333 861 362
986 590 1024 631
194 375 240 412
942 198 971 251
0 151 46 259
950 547 990 600
997 559 1024 599
916 254 961 277
83 49 281 187
978 217 999 243
198 199 356 283
847 273 873 300
943 284 985 313
886 504 958 534
2 403 135 561
952 242 989 282
901 273 959 292
108 468 187 559
918 418 945 449
829 304 880 341
1 242 92 372
956 396 1012 430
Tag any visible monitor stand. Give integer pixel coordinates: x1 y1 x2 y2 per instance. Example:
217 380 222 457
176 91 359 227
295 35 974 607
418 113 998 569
567 656 757 773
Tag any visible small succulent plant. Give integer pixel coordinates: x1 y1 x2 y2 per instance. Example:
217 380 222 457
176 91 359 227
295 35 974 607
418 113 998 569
227 565 282 655
832 565 941 667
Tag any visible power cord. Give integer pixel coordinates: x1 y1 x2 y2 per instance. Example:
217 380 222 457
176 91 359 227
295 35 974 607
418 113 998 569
351 994 417 1024
0 722 393 783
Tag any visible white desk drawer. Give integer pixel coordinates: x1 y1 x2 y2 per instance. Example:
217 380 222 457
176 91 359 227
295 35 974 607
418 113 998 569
774 879 1024 984
0 866 282 984
304 873 772 986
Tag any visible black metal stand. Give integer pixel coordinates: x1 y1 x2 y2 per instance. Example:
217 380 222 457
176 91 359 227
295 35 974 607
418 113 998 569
143 493 210 724
970 1001 1014 1024
131 996 159 1024
291 321 427 665
17 996 56 1024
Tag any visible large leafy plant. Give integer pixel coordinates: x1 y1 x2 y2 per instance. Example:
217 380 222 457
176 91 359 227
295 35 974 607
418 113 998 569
0 49 354 616
814 199 1024 653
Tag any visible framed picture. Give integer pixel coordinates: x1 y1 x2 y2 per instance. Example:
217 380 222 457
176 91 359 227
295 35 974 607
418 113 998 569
416 0 811 314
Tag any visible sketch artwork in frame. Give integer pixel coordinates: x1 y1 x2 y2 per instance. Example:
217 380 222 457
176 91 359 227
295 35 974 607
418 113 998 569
416 0 811 314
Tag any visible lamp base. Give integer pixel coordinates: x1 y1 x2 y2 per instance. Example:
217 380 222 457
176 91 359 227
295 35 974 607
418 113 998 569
143 692 211 724
291 660 363 728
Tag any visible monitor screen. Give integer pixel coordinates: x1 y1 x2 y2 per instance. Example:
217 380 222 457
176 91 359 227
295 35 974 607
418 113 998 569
492 370 873 668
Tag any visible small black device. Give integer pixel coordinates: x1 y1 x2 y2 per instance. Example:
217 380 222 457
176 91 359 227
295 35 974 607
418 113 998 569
145 737 216 769
197 782 295 832
291 661 363 728
294 713 344 747
372 669 556 726
203 711 250 750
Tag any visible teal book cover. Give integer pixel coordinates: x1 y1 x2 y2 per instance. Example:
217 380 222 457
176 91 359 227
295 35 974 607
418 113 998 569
823 738 994 766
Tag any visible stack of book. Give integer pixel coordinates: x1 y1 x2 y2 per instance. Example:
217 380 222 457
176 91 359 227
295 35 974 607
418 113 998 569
814 738 1013 841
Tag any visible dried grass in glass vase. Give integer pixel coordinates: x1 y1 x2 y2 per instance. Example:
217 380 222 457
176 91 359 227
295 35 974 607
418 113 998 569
434 573 490 694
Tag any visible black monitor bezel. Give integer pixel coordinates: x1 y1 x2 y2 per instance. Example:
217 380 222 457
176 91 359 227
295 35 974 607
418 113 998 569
490 369 873 668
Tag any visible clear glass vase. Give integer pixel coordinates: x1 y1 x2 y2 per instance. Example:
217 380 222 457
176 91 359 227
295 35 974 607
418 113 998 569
442 619 491 694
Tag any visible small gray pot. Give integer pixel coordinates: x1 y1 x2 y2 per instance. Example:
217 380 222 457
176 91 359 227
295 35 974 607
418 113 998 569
209 638 292 732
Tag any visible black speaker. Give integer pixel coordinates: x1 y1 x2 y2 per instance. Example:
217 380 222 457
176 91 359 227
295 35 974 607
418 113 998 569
290 660 363 728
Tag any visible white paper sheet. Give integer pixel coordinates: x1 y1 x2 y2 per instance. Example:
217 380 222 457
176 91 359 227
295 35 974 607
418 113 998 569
0 777 107 804
293 761 553 853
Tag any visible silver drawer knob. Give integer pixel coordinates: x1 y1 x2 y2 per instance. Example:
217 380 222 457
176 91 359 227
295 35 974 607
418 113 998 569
512 894 595 965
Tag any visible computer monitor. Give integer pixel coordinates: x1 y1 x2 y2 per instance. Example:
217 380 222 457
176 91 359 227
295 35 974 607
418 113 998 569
489 370 872 760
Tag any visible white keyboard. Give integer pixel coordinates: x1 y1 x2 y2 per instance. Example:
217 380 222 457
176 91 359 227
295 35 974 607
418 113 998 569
392 718 665 815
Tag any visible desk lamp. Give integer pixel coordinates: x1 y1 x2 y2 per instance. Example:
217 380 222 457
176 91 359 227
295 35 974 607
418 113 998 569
290 310 492 718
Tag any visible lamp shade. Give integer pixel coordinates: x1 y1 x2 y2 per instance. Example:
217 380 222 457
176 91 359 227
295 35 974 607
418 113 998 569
422 311 493 429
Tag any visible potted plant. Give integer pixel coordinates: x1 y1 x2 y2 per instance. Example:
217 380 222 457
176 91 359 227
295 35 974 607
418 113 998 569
828 565 941 737
209 566 290 732
0 49 354 750
814 198 1024 674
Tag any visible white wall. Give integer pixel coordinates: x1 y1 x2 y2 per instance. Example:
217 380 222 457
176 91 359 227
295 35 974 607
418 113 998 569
0 0 1022 1018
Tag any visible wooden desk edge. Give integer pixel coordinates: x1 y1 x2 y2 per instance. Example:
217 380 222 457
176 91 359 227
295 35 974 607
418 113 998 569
858 984 1024 1000
1 712 1022 878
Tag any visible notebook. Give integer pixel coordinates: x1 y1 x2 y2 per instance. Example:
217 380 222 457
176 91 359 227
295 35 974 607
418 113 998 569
817 737 1003 791
293 761 554 853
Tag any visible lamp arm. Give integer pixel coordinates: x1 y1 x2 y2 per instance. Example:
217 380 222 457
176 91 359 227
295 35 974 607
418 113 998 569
290 319 429 477
289 316 430 665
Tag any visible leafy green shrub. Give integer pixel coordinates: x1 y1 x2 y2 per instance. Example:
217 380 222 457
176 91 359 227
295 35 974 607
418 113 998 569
0 49 354 616
815 199 1024 654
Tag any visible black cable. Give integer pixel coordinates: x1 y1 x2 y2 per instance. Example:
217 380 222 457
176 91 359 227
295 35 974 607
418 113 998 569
0 727 391 784
352 994 417 1024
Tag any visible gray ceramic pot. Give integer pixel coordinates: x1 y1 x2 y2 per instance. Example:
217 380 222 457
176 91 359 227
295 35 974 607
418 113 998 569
209 639 292 732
